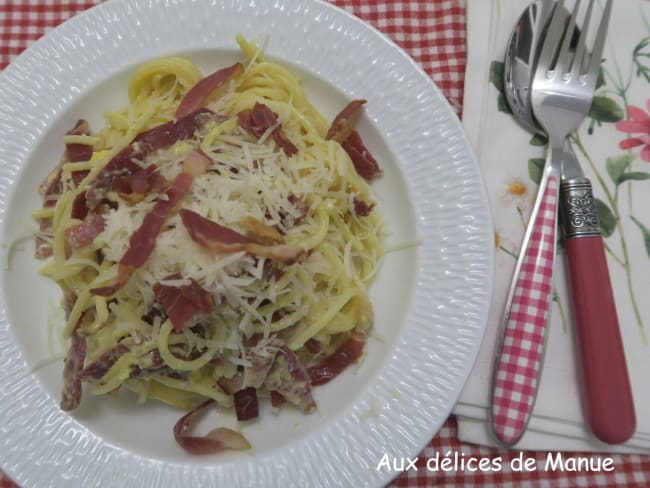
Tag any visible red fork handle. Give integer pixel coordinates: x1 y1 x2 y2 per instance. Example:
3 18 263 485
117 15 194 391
561 178 636 444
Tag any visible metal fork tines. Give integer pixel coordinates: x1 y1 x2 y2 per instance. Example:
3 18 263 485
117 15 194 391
532 0 612 147
490 0 615 447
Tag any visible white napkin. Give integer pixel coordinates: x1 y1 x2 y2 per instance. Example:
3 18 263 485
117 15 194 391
456 0 650 452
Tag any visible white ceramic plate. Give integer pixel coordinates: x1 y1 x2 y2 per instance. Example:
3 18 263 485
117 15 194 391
0 1 494 486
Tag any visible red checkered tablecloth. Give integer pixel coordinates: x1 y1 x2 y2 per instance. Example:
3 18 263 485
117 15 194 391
2 1 650 487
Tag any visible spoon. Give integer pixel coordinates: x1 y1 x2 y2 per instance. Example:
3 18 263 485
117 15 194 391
490 0 635 446
504 1 583 177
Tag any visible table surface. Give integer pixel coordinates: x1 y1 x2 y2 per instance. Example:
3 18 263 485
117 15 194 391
1 1 650 487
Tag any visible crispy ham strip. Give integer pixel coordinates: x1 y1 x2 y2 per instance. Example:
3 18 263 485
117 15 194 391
342 130 382 180
308 333 365 386
136 110 217 152
86 109 216 208
173 399 251 455
36 120 94 258
60 332 86 411
240 216 285 244
325 99 367 142
176 63 244 119
112 164 169 205
65 120 94 163
85 145 142 210
91 151 211 296
326 100 382 180
81 343 130 380
180 209 302 263
238 102 298 156
153 274 214 332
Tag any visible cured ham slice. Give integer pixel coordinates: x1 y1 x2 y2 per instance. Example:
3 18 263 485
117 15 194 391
112 165 169 204
326 100 382 180
60 332 86 411
270 391 285 408
153 275 214 332
240 216 284 244
241 336 315 413
242 336 283 389
85 146 143 209
81 343 130 380
238 102 298 156
65 119 94 163
233 387 259 421
71 169 90 187
135 109 217 152
91 151 211 296
36 120 94 258
34 225 55 259
264 345 316 413
176 63 244 119
64 214 106 249
180 209 302 263
342 130 382 180
86 109 215 208
307 333 365 386
325 99 367 142
353 198 375 217
173 399 251 454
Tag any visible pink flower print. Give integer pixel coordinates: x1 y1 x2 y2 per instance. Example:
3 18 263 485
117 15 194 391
616 101 650 162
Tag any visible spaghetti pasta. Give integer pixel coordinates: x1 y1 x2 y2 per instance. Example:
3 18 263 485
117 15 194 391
34 35 384 454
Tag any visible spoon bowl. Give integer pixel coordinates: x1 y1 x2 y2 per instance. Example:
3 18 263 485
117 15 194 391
504 0 553 134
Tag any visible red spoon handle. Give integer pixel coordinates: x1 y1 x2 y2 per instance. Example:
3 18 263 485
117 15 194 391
561 177 636 444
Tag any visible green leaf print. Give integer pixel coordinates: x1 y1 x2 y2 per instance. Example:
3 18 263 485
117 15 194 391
617 172 650 184
605 153 635 185
528 158 545 185
529 133 548 146
489 61 505 92
633 36 650 83
595 67 606 89
588 96 624 123
497 93 512 114
594 198 616 238
489 61 512 114
631 216 650 260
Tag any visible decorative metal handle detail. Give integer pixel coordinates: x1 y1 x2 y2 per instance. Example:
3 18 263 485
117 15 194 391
560 177 600 238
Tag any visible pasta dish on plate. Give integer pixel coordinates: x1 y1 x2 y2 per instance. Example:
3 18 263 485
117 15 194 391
32 35 384 454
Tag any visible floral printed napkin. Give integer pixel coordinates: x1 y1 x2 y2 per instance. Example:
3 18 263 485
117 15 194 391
455 0 650 452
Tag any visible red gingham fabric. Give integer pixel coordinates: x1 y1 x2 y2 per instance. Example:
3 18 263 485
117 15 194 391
492 175 559 446
1 1 650 487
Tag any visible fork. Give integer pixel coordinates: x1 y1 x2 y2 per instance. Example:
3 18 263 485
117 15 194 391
490 0 635 447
